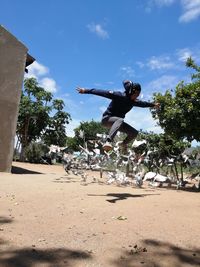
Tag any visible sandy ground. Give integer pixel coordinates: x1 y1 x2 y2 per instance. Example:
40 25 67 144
0 162 200 267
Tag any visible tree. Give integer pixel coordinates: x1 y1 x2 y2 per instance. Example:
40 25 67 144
65 136 80 152
17 78 52 160
138 131 190 179
42 99 71 147
139 131 190 159
66 120 108 151
17 78 71 160
151 58 200 142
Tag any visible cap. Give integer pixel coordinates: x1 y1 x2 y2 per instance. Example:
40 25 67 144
123 80 141 96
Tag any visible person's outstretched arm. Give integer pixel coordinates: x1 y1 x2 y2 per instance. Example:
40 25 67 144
133 99 160 109
76 87 123 100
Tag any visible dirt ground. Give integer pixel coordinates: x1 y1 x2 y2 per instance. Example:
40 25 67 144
0 162 200 267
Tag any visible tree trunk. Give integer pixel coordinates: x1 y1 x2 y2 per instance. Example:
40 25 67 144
19 116 30 162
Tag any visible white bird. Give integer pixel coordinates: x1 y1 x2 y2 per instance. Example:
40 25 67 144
106 170 129 185
81 173 88 182
144 172 171 183
134 173 143 187
132 139 147 148
154 173 170 183
143 172 157 181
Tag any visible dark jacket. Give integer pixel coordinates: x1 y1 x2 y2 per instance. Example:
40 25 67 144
84 88 155 118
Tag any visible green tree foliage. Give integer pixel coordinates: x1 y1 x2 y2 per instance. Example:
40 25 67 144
139 132 190 159
66 120 108 151
138 132 190 179
17 78 51 160
17 78 71 160
25 143 49 163
42 99 71 147
151 58 200 142
74 120 108 141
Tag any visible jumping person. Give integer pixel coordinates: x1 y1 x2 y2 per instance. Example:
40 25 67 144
76 80 159 153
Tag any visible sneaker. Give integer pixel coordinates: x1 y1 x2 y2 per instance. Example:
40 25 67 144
103 141 113 152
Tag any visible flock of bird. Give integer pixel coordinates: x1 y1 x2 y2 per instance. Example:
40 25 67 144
61 135 200 190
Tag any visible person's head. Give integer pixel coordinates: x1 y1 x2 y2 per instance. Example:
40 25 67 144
123 80 141 100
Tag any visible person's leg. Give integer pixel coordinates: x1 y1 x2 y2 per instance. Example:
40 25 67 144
120 122 138 144
101 116 124 141
102 116 138 144
117 122 138 153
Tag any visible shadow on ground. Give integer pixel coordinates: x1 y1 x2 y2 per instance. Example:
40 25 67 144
11 166 43 174
0 217 13 246
110 239 200 267
0 216 92 267
0 216 13 224
52 176 80 183
0 247 92 267
87 193 159 203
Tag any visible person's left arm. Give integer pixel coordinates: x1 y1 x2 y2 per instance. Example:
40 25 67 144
134 100 160 108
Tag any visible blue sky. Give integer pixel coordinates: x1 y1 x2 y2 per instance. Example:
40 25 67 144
1 0 200 138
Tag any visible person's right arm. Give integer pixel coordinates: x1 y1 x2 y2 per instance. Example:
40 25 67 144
76 87 122 100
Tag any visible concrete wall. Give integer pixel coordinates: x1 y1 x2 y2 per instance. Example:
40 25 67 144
0 25 28 172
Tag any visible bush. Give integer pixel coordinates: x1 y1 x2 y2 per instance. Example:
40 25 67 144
25 143 49 163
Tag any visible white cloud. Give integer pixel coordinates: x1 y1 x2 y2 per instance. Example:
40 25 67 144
136 45 200 72
176 48 193 62
147 56 175 70
25 61 49 78
146 0 200 22
146 75 179 93
136 61 145 68
145 0 175 12
39 77 58 93
136 55 178 71
179 0 200 23
25 61 59 93
137 46 200 74
120 66 135 78
87 23 109 39
176 46 200 63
